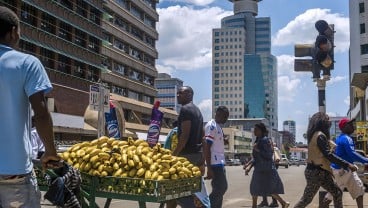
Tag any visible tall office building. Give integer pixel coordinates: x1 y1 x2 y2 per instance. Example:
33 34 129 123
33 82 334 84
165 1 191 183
1 1 178 139
212 0 278 130
283 120 296 138
155 73 183 112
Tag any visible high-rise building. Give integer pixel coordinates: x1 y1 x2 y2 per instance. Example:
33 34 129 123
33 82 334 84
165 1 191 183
2 0 177 140
349 0 368 152
155 73 183 112
212 0 278 130
283 120 296 138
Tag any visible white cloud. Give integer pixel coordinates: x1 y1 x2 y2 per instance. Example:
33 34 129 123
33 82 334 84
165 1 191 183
327 75 347 85
161 0 216 6
344 96 350 106
156 64 175 75
197 99 212 122
327 112 337 117
278 76 301 102
157 6 232 71
273 8 349 53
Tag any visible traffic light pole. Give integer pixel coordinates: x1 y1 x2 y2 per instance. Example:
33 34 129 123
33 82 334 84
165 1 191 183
316 78 327 113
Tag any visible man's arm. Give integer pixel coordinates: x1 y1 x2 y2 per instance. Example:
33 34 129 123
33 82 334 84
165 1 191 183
29 91 60 167
173 120 191 156
203 139 213 179
342 138 368 163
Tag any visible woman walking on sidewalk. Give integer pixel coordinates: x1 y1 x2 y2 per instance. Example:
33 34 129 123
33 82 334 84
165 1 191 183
247 123 289 208
294 112 357 208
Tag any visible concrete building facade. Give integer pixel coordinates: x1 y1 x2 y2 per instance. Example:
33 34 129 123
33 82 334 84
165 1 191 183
2 0 178 141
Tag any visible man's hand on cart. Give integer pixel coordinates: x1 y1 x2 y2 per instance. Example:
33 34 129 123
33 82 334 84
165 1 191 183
40 151 62 169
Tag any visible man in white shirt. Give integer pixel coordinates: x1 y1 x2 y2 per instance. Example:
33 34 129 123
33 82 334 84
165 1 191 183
30 116 45 159
204 106 229 208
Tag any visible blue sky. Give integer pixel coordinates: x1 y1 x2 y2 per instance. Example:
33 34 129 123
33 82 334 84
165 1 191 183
156 0 350 143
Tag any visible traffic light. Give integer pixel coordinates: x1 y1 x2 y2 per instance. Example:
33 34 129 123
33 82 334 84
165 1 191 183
313 20 334 78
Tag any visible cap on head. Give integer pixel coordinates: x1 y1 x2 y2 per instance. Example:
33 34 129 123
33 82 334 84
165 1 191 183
338 118 355 130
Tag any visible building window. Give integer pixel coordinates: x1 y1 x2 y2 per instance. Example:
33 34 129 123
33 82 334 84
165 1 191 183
76 0 87 18
131 6 143 20
88 36 100 53
131 26 143 40
40 48 54 69
361 44 368 55
21 3 37 26
58 22 72 41
359 2 365 13
57 55 71 74
114 62 126 75
75 29 87 47
362 65 368 73
89 7 101 24
59 0 73 10
114 16 128 32
361 23 366 34
113 39 127 52
40 13 56 34
19 40 36 54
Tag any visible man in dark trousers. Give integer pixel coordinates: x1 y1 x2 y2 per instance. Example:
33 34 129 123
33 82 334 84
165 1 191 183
172 86 207 208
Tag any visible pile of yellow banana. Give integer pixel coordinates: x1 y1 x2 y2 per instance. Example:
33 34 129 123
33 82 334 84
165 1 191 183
60 136 201 180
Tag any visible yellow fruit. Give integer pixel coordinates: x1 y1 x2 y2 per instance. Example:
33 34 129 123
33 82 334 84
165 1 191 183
128 159 135 167
121 154 128 165
157 175 164 180
89 149 101 157
134 139 145 146
161 171 170 178
113 168 123 177
171 174 178 180
145 170 152 179
133 155 140 163
161 155 172 160
113 162 120 170
142 147 150 154
84 163 92 172
129 168 137 177
168 167 176 175
101 170 108 177
82 154 90 161
136 168 146 177
90 155 99 163
151 171 159 180
98 152 110 160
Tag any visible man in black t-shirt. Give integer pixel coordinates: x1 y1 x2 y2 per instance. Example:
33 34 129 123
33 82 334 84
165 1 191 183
173 86 204 158
171 86 208 208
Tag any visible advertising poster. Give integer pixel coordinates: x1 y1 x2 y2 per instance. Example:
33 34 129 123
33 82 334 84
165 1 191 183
355 121 368 141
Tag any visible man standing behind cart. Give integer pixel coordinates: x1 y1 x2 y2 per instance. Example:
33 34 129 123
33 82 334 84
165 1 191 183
0 6 60 208
172 86 208 208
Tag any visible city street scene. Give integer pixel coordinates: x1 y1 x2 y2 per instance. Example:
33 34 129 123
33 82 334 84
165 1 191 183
1 0 368 208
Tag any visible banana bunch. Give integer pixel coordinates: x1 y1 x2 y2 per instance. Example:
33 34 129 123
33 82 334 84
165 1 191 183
59 136 202 180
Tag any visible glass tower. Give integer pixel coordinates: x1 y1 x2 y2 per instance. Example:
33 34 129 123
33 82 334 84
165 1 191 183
212 0 278 129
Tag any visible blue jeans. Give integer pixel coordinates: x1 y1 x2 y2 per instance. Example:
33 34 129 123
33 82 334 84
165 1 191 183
0 171 41 208
209 166 228 208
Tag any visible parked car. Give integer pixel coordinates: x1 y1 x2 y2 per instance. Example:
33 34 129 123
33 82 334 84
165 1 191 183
226 158 242 166
289 158 300 166
276 154 289 168
354 150 368 189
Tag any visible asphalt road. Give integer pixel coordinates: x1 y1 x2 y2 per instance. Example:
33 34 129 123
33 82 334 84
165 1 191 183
41 165 365 207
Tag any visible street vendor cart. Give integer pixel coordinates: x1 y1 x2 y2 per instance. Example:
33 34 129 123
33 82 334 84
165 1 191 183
35 162 201 208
